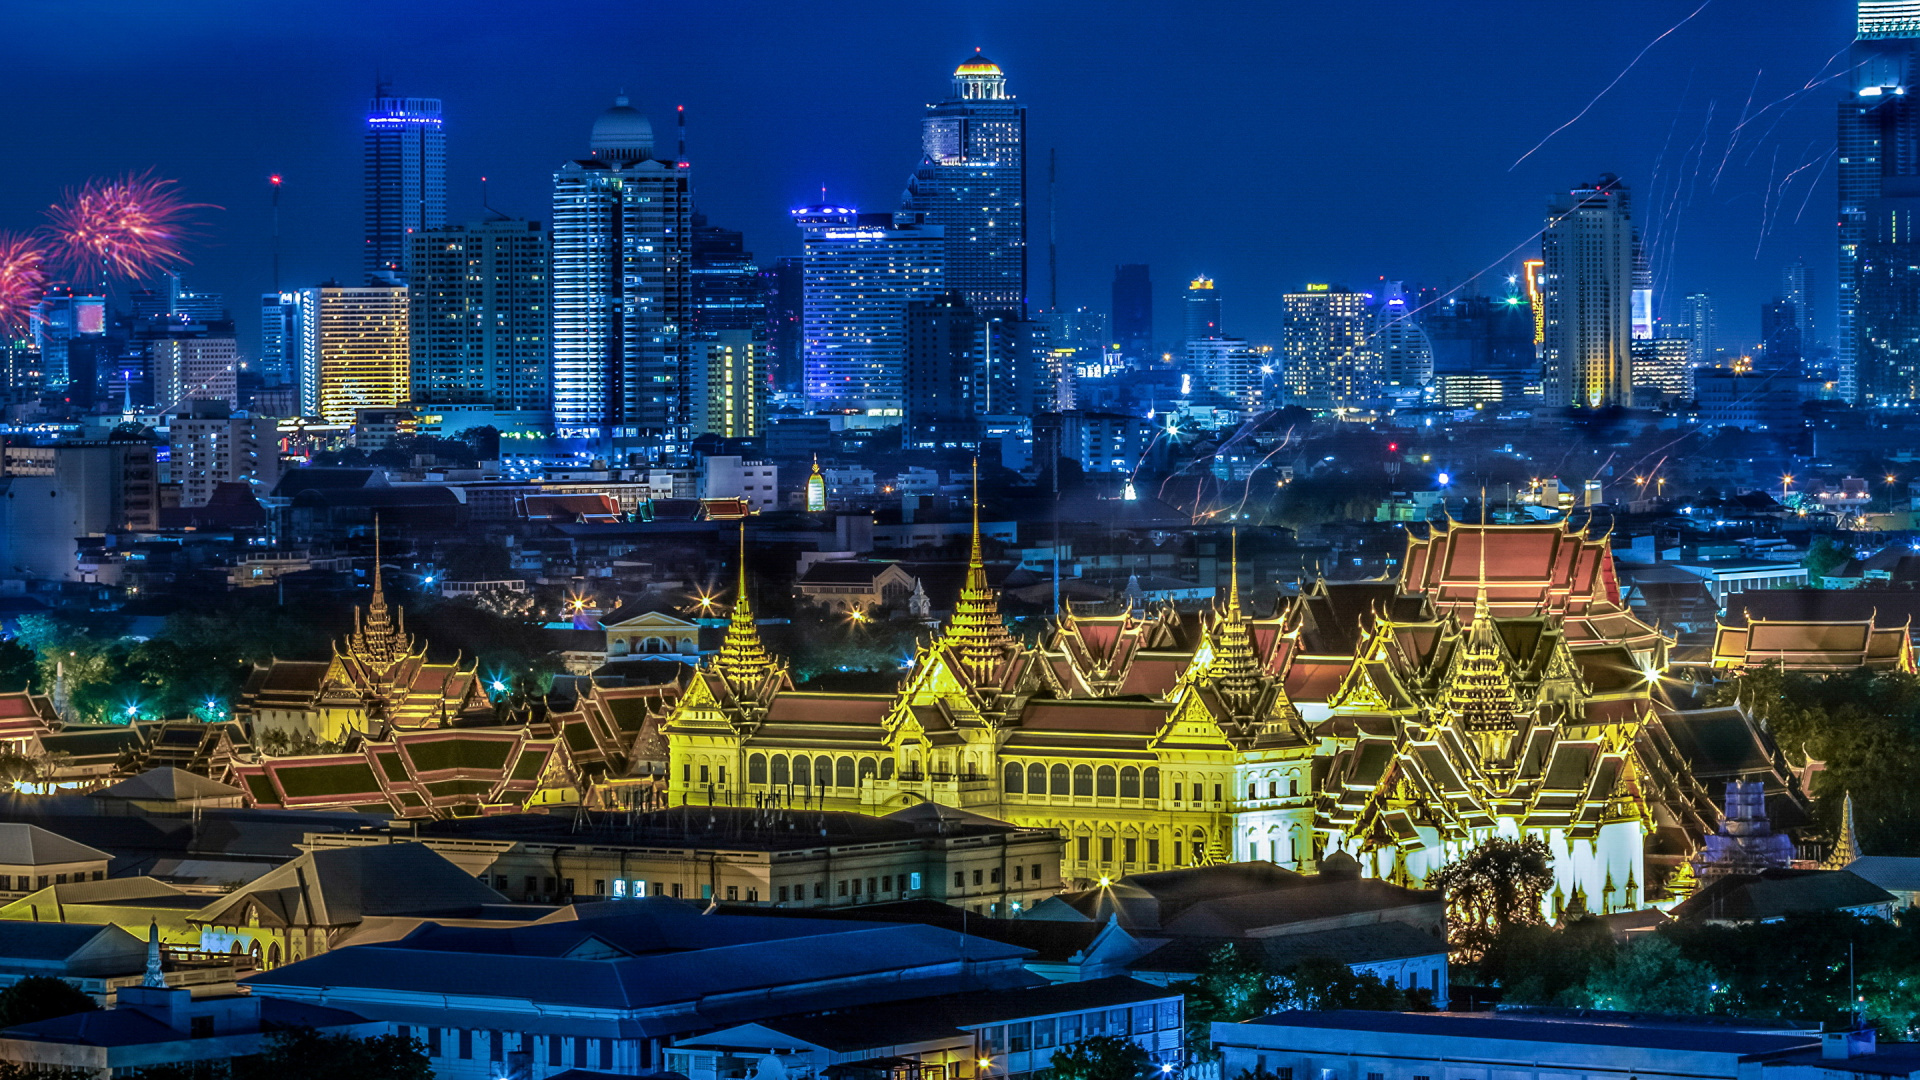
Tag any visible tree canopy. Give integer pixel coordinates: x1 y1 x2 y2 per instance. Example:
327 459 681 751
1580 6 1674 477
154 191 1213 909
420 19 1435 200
1048 1035 1155 1080
1425 836 1554 968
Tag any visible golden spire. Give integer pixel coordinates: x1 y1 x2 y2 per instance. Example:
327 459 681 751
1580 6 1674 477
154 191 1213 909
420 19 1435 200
1824 791 1862 868
1211 528 1262 709
715 525 774 690
944 459 1014 679
347 513 410 670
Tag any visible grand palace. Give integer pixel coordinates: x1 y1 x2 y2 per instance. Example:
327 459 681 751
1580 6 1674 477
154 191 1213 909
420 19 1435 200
174 508 1843 915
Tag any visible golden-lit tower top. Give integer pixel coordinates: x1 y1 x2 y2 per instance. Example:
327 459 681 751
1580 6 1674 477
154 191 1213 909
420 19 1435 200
714 526 775 689
1209 529 1263 710
943 459 1015 679
346 515 412 671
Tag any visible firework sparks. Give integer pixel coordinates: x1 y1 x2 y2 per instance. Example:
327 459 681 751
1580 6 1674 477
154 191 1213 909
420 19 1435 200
45 172 212 284
0 234 49 334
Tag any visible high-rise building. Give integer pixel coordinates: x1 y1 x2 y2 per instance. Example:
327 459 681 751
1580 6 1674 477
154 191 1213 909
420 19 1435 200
1839 2 1920 400
693 330 765 439
295 284 409 424
31 290 106 392
902 52 1025 316
692 214 764 339
1373 282 1434 406
1629 338 1694 400
168 400 283 508
1856 176 1920 403
1784 256 1815 349
761 257 804 393
259 292 301 388
1541 175 1635 408
1669 292 1717 370
551 96 694 452
1282 286 1373 410
1186 337 1264 414
1111 265 1152 362
905 291 980 446
407 219 550 412
364 90 446 284
1760 297 1803 375
795 204 944 417
148 325 239 412
1183 276 1223 342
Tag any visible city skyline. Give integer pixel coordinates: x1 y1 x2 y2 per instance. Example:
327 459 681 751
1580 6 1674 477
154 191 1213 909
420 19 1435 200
0 0 1852 360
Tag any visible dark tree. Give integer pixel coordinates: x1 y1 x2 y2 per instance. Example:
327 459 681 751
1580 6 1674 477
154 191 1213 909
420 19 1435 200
0 976 99 1027
229 1028 430 1080
1266 957 1412 1012
1049 1035 1155 1080
1425 836 1553 967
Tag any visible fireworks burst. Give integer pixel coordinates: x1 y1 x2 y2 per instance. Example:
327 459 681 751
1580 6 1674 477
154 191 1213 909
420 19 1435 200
0 234 49 335
45 172 211 284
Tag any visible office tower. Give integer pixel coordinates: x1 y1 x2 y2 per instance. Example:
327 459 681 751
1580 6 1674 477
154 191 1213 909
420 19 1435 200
364 89 446 283
1184 276 1223 342
1784 256 1815 348
551 95 694 452
148 326 239 411
761 257 804 392
1185 337 1263 413
693 330 764 439
906 291 980 445
692 214 763 338
1630 338 1694 400
1373 282 1434 406
260 292 301 387
1839 2 1920 400
1760 297 1803 374
1630 243 1654 341
1541 175 1635 408
163 273 226 321
902 52 1025 316
1424 295 1536 403
295 284 409 424
168 400 283 508
407 219 550 411
31 290 106 392
1111 265 1152 361
794 204 944 416
1856 176 1920 403
1670 291 1717 369
1282 285 1373 410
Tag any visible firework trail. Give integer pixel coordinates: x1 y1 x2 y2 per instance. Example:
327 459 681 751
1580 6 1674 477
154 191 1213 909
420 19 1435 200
0 235 49 334
45 172 212 284
1510 0 1712 171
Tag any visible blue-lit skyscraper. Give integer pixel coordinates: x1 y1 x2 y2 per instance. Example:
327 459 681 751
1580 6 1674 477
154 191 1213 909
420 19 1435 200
364 88 446 284
550 96 694 453
795 205 944 417
1839 1 1920 401
903 53 1025 317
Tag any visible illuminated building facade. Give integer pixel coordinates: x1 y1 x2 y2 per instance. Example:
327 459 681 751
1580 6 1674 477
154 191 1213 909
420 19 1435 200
551 96 693 452
1281 285 1373 410
295 285 409 425
259 292 300 392
1855 177 1920 403
695 330 765 439
1542 176 1635 408
363 91 445 284
903 53 1026 316
1629 338 1694 401
1186 337 1264 415
1841 1 1920 400
795 205 944 417
149 330 238 412
407 219 550 412
1372 282 1434 407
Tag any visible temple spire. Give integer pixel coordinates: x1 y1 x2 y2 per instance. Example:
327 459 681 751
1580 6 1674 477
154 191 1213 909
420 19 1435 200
143 919 164 988
1211 528 1262 710
1825 791 1862 868
944 459 1014 679
715 525 774 689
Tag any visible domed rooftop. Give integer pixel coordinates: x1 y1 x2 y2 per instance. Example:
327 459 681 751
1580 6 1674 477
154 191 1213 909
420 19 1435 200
591 95 654 163
955 51 1002 77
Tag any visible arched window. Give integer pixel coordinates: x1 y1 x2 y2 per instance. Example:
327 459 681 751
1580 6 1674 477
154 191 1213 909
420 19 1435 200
1143 767 1161 800
1096 766 1117 798
880 758 895 780
771 755 790 786
836 756 856 788
857 759 877 784
1191 828 1207 859
1004 762 1024 793
1028 763 1047 793
1119 766 1140 799
748 754 767 785
793 756 811 789
1072 765 1094 797
1289 775 1299 797
267 942 280 968
814 755 832 787
1052 764 1071 795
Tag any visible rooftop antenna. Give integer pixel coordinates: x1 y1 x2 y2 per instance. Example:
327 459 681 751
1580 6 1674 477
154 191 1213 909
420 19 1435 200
269 174 283 293
1048 147 1059 313
677 104 686 163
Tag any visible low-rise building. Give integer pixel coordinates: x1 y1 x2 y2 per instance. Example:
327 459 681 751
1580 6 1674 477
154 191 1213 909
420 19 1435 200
0 825 109 898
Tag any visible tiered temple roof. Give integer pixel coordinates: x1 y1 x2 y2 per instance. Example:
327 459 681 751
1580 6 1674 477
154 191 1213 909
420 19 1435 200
1710 617 1914 673
1401 521 1662 651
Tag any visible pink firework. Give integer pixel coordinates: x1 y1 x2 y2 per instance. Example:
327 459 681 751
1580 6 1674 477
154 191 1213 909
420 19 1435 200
0 234 48 334
45 172 212 284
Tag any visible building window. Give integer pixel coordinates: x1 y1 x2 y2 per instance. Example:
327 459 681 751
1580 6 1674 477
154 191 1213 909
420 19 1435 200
1124 838 1137 863
836 757 856 787
1100 837 1114 863
1147 839 1160 865
1032 863 1042 881
1012 865 1023 882
458 1030 472 1060
1247 782 1256 800
1028 763 1047 792
779 885 790 902
989 868 1001 884
955 871 967 888
1005 762 1023 793
427 1028 441 1056
548 1035 562 1066
772 755 790 786
814 882 825 898
1213 784 1222 804
749 754 767 784
1119 767 1140 799
1174 842 1184 865
1143 767 1160 800
840 880 850 896
489 1030 503 1062
1268 781 1278 798
1052 764 1071 794
883 875 893 891
1096 765 1117 797
794 756 812 788
726 886 738 901
909 872 922 890
699 765 709 785
1077 836 1090 861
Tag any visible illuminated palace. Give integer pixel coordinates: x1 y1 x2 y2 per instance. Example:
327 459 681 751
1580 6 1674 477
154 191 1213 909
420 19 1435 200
665 513 1777 914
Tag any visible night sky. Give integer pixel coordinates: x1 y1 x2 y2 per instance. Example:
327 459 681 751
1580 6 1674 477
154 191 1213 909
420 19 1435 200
0 0 1856 357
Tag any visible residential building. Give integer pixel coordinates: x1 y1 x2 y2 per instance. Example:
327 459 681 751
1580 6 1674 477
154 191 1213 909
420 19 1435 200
407 219 550 412
1111 265 1152 362
1672 290 1717 368
1281 285 1372 410
903 53 1026 316
693 331 764 439
364 89 446 283
167 401 283 507
690 213 763 338
796 204 945 417
1186 337 1264 415
0 442 161 578
699 455 777 511
294 284 409 424
145 326 239 413
551 96 694 453
1542 175 1635 408
906 291 982 445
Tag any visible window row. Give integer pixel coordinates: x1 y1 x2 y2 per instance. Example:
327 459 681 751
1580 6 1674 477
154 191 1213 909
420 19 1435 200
401 1026 623 1071
977 1001 1183 1056
746 753 891 788
1004 763 1160 799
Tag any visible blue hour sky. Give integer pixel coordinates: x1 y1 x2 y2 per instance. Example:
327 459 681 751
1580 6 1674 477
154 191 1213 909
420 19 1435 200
0 0 1854 356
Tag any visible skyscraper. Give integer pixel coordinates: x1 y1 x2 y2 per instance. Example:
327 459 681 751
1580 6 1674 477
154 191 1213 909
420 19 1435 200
407 219 550 412
795 204 944 417
1373 282 1434 407
550 95 694 451
1282 286 1373 410
149 328 239 412
1185 337 1264 414
1839 1 1920 401
1784 256 1815 349
260 292 301 388
1111 265 1152 362
1183 276 1222 342
902 52 1026 316
761 257 805 393
693 331 765 439
1541 175 1635 408
364 89 446 284
1760 297 1803 375
692 214 764 339
296 284 409 424
1855 176 1920 403
905 291 980 446
1671 291 1717 370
